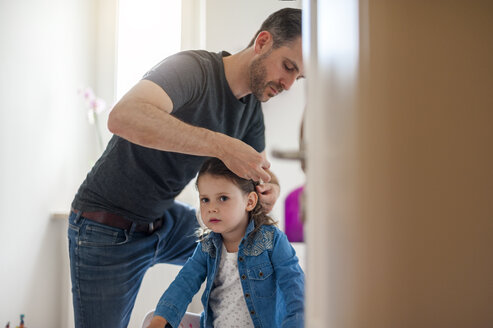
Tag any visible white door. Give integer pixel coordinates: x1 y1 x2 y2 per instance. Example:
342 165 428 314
304 1 493 327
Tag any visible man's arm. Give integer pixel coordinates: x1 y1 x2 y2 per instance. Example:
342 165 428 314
108 80 271 182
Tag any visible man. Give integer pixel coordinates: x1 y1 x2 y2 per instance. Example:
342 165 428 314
68 7 304 328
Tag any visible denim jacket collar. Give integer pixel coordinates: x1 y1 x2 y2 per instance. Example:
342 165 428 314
201 220 274 258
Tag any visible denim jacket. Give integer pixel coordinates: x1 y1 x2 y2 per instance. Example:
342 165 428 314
155 220 305 327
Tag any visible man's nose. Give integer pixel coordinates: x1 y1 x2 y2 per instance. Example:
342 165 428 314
280 74 297 91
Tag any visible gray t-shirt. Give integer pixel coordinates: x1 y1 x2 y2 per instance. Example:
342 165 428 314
71 50 265 223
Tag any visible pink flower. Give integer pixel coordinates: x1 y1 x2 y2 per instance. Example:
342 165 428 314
82 88 95 101
78 86 107 153
78 87 107 124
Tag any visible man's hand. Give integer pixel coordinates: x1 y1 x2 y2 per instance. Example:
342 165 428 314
218 140 280 212
256 182 280 213
218 137 272 183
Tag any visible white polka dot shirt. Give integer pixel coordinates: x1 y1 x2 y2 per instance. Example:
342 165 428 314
209 243 254 327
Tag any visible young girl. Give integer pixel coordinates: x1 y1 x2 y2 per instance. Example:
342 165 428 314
147 158 304 328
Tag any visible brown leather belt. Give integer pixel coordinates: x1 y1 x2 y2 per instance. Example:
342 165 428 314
72 208 163 233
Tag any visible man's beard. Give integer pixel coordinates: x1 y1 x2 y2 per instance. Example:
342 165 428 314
249 51 282 101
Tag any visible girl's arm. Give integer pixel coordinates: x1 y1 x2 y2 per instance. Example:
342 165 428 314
271 230 305 327
153 242 208 327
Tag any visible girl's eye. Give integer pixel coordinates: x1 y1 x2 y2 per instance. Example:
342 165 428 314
219 196 228 202
200 198 209 203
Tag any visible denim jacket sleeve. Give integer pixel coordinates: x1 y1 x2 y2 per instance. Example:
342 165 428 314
154 242 208 327
271 230 305 327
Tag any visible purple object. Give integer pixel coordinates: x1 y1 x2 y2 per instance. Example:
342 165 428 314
284 186 304 242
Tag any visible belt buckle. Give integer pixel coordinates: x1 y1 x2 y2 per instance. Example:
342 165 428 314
148 221 154 233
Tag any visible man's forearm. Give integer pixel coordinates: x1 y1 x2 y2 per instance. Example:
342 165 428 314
108 79 227 158
109 101 227 158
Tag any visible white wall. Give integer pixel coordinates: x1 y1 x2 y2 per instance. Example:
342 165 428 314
0 0 118 326
0 0 103 327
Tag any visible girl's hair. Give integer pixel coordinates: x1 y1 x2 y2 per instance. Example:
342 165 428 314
195 157 277 239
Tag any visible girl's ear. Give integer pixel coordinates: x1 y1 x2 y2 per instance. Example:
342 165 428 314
246 191 258 211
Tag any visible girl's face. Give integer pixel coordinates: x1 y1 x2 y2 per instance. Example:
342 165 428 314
197 174 257 239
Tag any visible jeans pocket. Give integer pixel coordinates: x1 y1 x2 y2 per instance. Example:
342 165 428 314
248 262 276 298
78 220 129 247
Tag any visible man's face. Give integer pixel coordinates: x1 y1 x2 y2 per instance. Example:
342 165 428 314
249 37 304 102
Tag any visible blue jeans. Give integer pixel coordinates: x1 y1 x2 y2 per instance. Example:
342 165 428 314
68 201 199 328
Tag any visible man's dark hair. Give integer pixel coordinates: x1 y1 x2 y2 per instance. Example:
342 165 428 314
247 8 302 49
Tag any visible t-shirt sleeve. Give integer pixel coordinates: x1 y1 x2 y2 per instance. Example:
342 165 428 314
142 52 203 111
242 102 266 153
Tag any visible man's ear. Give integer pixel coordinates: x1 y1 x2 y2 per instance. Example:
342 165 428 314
246 191 258 211
254 31 273 54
